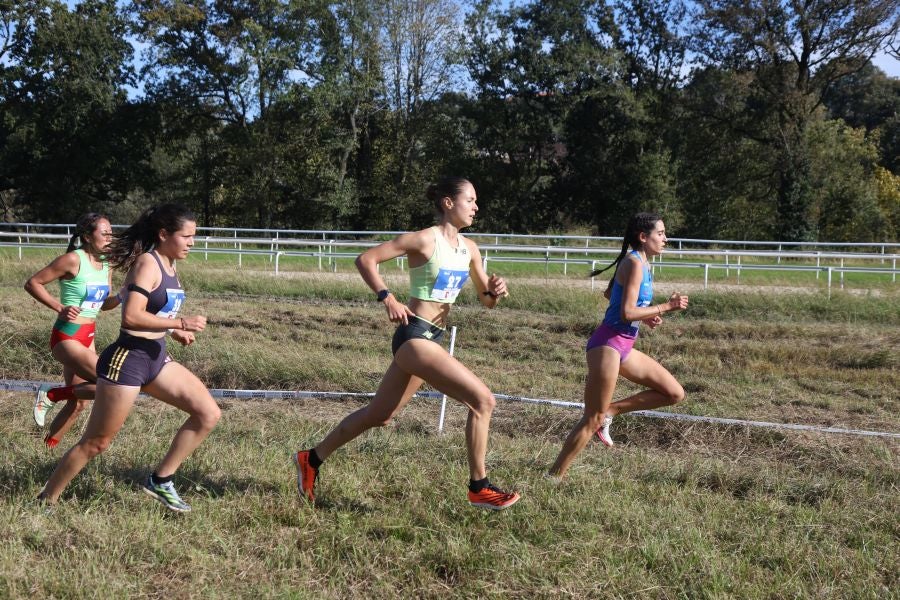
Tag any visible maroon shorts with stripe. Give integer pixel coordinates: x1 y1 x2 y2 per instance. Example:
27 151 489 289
97 333 172 387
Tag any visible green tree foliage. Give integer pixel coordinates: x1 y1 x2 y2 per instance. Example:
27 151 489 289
690 0 900 241
0 0 896 241
0 0 140 220
824 64 900 174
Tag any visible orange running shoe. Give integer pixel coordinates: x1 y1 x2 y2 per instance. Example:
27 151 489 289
293 450 318 502
468 483 520 510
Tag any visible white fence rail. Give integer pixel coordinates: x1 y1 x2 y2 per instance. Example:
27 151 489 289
1 230 897 295
2 222 898 255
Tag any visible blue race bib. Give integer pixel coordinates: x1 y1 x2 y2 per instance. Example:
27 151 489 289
430 269 469 302
156 289 186 319
81 284 110 311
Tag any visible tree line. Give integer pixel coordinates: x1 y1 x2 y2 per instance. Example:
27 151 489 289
1 0 898 241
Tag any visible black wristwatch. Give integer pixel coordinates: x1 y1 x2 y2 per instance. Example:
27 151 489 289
376 289 391 302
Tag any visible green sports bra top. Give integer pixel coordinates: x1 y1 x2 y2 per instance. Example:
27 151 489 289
408 227 472 304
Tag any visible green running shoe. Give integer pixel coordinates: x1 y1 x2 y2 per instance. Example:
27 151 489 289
142 475 191 512
33 384 56 427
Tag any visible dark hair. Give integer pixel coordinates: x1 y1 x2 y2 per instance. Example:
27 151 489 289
590 212 662 277
66 213 108 253
106 204 196 272
426 176 472 215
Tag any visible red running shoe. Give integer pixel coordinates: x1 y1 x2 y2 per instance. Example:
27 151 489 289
293 450 318 503
468 483 520 510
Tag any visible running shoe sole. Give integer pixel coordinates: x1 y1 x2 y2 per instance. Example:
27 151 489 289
33 385 54 427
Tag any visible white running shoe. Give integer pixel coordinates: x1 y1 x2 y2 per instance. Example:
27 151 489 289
33 384 56 427
595 415 614 447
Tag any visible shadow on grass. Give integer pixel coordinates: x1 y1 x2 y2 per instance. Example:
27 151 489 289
0 461 282 502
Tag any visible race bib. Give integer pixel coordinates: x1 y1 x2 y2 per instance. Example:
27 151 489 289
81 284 110 311
156 289 185 319
430 269 469 302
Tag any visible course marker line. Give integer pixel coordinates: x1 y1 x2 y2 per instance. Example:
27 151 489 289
2 378 896 439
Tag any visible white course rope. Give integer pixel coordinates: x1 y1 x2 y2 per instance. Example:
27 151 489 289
2 378 897 440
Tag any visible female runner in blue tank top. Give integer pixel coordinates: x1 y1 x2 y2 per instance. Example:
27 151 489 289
24 213 119 448
293 177 520 510
39 205 220 512
548 213 689 480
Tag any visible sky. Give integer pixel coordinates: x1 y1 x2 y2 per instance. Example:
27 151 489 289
871 52 899 78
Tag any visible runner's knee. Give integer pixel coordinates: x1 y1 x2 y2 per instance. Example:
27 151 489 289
197 403 221 430
82 436 114 457
471 391 496 416
665 384 685 406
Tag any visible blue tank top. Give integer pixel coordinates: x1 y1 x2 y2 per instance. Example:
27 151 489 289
146 251 185 320
602 250 653 337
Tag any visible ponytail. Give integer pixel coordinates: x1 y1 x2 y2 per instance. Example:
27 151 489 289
66 213 107 253
106 204 195 272
589 238 630 277
589 212 662 278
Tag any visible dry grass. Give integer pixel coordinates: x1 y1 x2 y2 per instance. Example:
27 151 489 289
0 254 897 598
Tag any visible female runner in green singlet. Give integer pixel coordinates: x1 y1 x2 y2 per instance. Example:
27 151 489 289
25 213 119 448
293 177 520 510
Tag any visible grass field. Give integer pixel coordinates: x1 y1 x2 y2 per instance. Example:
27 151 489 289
0 253 897 598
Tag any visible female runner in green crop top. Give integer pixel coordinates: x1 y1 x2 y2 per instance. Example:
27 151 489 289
24 213 120 448
293 177 520 510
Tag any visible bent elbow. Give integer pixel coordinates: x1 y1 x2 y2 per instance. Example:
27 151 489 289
354 254 367 273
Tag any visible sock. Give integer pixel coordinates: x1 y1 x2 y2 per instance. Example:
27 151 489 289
308 448 323 470
151 472 173 485
46 386 76 402
469 477 490 493
44 436 60 449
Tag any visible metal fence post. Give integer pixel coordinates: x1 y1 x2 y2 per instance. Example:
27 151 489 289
840 258 844 289
704 264 709 289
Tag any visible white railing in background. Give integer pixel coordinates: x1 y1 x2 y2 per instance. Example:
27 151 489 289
1 229 897 297
2 222 898 255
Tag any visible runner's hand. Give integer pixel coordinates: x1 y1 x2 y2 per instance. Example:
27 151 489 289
171 330 195 346
58 305 81 321
384 296 416 325
488 273 508 298
643 315 663 329
180 315 207 332
668 292 689 312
